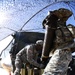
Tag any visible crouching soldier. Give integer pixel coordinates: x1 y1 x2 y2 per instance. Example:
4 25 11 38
14 40 45 75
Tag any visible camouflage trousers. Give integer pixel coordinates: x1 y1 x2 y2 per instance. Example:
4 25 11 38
42 45 73 75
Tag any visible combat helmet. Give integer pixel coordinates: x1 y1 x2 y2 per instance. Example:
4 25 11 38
36 40 43 46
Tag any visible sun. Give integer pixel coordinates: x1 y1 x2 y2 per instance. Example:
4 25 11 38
0 11 8 25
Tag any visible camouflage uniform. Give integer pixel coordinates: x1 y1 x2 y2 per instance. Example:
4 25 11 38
42 8 75 75
42 23 75 75
42 43 75 75
14 43 43 75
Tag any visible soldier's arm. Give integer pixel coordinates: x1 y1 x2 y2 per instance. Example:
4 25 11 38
27 45 41 68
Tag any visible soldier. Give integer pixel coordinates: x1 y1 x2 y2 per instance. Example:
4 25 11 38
14 40 44 75
41 8 75 75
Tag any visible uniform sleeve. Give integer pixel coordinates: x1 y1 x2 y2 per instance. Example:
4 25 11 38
27 45 41 68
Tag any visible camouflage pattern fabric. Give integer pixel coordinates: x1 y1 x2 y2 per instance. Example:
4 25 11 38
42 8 75 75
42 45 72 75
14 44 42 75
42 41 75 75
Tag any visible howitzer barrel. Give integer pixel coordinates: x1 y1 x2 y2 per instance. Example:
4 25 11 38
42 26 56 57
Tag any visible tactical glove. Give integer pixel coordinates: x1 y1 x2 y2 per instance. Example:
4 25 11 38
41 57 50 67
40 64 45 69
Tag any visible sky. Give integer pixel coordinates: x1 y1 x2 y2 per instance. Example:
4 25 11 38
0 0 75 36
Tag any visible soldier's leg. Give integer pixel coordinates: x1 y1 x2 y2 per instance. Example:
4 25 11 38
14 55 22 75
11 60 15 73
42 49 72 75
10 54 16 73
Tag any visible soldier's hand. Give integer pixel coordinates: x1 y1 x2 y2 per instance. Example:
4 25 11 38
41 57 51 67
40 64 45 69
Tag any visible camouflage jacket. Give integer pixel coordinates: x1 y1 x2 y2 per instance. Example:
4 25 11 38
16 44 41 68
